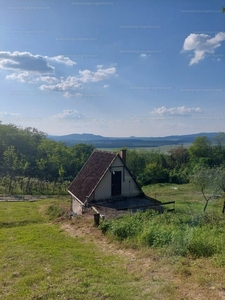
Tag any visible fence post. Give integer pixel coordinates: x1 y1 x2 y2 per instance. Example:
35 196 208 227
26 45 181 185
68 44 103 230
94 213 100 226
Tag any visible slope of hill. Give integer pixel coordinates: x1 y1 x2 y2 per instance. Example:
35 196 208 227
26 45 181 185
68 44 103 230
47 132 219 148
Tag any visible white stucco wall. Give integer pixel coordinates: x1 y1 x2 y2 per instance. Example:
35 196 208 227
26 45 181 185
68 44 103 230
92 156 141 200
72 197 83 215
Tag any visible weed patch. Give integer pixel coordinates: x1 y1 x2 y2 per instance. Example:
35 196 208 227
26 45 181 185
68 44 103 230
46 202 66 220
100 209 225 259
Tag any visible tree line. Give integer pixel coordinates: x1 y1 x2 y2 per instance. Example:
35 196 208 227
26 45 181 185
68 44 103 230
125 133 225 211
126 133 225 186
0 122 225 199
0 123 94 195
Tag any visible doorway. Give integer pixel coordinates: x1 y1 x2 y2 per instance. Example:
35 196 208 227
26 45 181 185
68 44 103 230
111 171 121 196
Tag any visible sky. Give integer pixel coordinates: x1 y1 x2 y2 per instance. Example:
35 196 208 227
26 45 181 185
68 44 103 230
0 0 225 137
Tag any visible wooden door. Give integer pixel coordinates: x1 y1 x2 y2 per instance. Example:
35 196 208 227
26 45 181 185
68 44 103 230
111 171 121 196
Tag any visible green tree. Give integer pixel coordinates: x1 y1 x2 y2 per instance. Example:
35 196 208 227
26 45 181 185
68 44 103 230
66 143 95 178
191 168 220 212
3 146 19 193
138 162 169 185
168 146 189 168
126 149 146 178
188 136 212 167
212 132 225 166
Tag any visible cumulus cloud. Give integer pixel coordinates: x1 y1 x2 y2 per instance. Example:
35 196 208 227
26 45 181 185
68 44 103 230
151 106 203 116
1 51 78 87
0 51 55 73
6 72 60 84
1 51 116 94
39 76 59 84
103 84 109 88
0 51 77 73
79 67 116 83
182 32 225 65
39 66 116 92
52 109 85 120
47 55 76 66
39 76 82 91
140 53 147 58
6 71 36 83
64 92 73 98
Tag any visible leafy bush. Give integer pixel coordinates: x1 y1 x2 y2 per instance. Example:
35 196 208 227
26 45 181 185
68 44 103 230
46 203 65 220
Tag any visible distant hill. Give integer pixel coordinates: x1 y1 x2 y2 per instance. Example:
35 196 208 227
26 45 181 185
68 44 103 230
47 132 219 148
48 133 108 142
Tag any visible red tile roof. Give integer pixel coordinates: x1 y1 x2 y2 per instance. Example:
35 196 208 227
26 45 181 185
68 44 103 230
68 150 117 203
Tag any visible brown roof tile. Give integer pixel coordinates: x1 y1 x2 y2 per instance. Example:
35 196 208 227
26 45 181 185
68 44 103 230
68 150 117 203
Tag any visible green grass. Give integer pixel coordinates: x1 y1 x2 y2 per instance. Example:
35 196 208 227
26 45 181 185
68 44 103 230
1 186 225 299
0 199 149 300
142 182 221 213
100 210 225 259
100 184 225 261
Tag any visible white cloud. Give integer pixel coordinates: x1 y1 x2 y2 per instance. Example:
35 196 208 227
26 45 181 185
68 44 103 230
0 111 20 117
0 51 78 86
75 92 85 97
6 72 59 85
0 51 77 74
0 51 55 73
39 76 82 91
52 110 85 120
103 84 109 88
182 32 225 65
151 106 203 116
1 51 116 94
40 67 116 92
6 71 35 83
79 67 116 83
39 76 59 84
140 53 147 58
64 92 73 98
47 55 76 66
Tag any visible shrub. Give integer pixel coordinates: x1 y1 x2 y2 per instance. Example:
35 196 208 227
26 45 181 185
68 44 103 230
100 209 225 258
46 203 65 220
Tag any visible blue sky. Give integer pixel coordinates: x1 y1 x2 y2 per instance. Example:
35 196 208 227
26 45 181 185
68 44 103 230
0 0 225 137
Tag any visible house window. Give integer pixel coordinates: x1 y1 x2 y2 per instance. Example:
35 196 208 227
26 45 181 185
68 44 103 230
111 171 121 196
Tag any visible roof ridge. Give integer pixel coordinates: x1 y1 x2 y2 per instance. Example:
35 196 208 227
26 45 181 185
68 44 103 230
93 149 118 155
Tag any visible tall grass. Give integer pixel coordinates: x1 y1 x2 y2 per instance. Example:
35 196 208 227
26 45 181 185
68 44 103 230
100 210 225 260
100 183 225 268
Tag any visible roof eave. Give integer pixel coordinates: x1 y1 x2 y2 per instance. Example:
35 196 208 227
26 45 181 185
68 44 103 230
68 190 85 206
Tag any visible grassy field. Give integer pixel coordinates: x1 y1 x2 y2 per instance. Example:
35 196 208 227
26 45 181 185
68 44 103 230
0 198 148 300
1 185 225 299
142 182 218 213
97 143 191 153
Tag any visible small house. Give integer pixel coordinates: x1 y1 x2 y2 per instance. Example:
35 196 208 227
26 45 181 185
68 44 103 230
68 149 163 218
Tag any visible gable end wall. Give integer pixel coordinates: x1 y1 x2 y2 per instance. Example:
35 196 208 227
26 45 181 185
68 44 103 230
92 156 141 201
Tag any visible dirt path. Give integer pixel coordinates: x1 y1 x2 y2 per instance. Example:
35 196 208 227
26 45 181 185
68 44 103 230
61 214 225 300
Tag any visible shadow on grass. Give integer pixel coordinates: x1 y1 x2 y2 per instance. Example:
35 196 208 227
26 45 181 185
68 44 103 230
0 219 42 228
